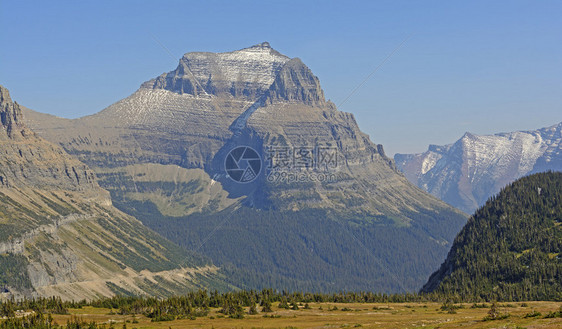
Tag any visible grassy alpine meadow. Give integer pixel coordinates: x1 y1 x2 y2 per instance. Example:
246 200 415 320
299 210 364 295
39 301 561 329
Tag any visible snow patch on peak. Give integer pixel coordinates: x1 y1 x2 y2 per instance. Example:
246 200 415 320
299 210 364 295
461 131 548 184
421 151 442 175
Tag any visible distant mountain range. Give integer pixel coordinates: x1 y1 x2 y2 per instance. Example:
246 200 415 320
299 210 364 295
0 85 232 300
20 42 467 293
395 123 562 214
422 172 562 301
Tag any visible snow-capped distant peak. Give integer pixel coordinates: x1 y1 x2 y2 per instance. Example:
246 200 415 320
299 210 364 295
395 122 562 214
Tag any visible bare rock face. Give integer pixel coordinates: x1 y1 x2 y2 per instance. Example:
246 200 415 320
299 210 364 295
395 123 562 214
265 58 326 106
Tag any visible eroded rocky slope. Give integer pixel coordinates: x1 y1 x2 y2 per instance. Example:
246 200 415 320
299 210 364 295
0 85 232 300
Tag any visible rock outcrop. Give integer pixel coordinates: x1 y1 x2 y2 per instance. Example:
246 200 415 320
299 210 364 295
0 85 25 138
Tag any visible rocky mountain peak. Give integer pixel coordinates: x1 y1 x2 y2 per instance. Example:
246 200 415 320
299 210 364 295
460 132 476 140
0 85 26 138
0 85 12 103
139 43 329 109
143 42 290 99
250 41 271 48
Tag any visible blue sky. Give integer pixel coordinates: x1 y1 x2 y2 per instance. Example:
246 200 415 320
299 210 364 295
1 1 561 155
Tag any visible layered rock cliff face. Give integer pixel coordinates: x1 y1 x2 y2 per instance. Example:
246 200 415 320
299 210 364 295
395 123 562 214
0 86 230 300
144 41 289 99
22 43 467 292
1 86 96 190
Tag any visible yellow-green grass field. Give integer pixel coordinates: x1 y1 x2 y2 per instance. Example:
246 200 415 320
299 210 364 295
50 301 562 329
